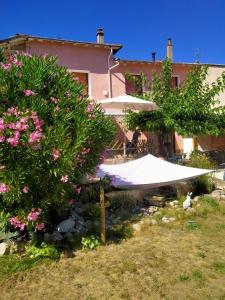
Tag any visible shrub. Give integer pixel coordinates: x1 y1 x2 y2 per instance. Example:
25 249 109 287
0 50 115 224
81 235 101 250
27 242 59 259
188 151 216 195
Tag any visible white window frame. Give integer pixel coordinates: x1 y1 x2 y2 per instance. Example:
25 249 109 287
68 69 92 98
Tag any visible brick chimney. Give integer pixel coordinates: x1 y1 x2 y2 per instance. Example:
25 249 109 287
96 28 104 44
167 38 173 61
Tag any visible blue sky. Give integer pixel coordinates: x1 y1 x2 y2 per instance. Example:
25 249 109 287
1 0 225 64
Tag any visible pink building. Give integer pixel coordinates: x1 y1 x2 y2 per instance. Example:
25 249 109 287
1 30 225 157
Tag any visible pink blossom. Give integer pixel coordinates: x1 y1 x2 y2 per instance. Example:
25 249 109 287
19 223 26 231
0 63 12 71
0 119 5 131
7 123 16 129
6 107 20 116
22 186 29 193
0 183 9 193
72 184 81 194
29 131 42 144
36 223 45 231
60 175 69 183
0 136 5 143
67 199 74 206
24 89 35 96
9 216 26 231
6 136 19 147
53 148 60 160
27 208 41 222
50 97 59 104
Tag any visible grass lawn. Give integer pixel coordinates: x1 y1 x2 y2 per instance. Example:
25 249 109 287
1 196 225 300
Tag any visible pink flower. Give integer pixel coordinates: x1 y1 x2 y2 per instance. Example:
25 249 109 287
66 91 71 97
19 223 26 231
0 63 12 71
22 52 32 58
22 186 29 193
0 136 5 143
67 199 74 206
24 89 35 96
54 106 60 112
60 175 69 183
50 97 59 104
27 208 41 222
36 223 45 231
0 183 9 193
53 148 60 161
72 184 81 194
0 119 5 131
29 131 42 144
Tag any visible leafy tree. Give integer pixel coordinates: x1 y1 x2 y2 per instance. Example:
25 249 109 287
126 60 225 137
0 51 115 219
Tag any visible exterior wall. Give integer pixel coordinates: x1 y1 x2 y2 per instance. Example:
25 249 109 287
198 135 225 151
206 66 225 106
26 41 112 100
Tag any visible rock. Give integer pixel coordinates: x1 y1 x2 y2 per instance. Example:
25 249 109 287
151 219 158 225
169 201 175 207
186 207 195 213
162 217 170 223
51 231 63 242
132 223 141 231
193 196 199 202
0 242 9 256
57 218 75 233
147 206 158 214
143 195 165 207
173 200 179 205
210 189 224 201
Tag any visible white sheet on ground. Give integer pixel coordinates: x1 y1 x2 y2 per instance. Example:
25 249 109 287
96 154 213 189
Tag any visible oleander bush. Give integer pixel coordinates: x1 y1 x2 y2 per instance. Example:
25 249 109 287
0 49 115 233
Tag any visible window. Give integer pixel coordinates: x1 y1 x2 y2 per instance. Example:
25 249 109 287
71 72 89 96
125 74 143 95
170 76 179 88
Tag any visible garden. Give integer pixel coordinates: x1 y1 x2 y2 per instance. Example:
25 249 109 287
1 50 225 299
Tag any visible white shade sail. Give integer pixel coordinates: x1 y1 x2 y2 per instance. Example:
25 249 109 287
96 154 213 189
97 94 158 115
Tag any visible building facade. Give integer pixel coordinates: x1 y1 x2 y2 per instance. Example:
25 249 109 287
1 30 225 157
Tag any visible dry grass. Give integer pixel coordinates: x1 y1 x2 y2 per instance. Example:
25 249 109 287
1 198 225 300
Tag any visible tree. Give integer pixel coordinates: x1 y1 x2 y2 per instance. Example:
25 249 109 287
126 60 225 137
0 49 115 221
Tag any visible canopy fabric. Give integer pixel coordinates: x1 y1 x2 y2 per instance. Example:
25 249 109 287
96 154 213 189
97 94 158 115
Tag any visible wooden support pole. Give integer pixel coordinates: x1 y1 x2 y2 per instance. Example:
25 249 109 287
100 186 106 244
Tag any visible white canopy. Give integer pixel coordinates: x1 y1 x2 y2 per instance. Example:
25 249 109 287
97 94 158 115
96 154 213 189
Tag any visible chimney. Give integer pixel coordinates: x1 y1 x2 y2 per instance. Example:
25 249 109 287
167 38 173 61
96 28 104 44
152 52 156 62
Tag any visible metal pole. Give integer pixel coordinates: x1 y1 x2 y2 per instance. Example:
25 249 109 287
100 186 106 243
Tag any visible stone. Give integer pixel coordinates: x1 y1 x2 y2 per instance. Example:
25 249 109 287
51 231 63 242
169 217 176 222
132 223 141 231
193 196 199 202
169 201 175 207
0 242 9 256
186 207 195 213
57 218 75 233
147 206 158 214
210 189 223 200
173 200 179 205
162 217 170 223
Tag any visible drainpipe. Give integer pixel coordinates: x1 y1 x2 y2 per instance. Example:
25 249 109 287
108 49 120 98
